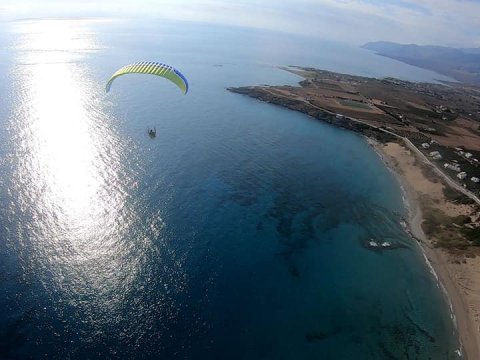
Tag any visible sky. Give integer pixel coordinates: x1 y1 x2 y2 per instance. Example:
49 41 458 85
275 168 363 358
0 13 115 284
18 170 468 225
1 0 479 47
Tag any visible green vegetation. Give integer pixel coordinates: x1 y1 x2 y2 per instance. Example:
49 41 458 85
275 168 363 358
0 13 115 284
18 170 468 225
462 227 480 246
442 186 475 204
436 231 470 250
422 207 451 236
451 215 471 225
422 206 478 250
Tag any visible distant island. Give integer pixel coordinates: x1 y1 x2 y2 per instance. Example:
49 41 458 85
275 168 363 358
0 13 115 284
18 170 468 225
228 67 480 358
362 41 480 85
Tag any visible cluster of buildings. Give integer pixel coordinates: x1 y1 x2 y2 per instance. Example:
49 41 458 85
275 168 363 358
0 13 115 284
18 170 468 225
428 151 443 161
434 105 449 113
443 163 480 183
421 140 438 149
444 163 460 172
454 147 479 164
455 147 473 159
424 146 480 186
442 163 480 184
456 172 480 183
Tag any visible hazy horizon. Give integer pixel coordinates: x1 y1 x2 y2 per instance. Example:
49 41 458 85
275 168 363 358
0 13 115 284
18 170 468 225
1 0 480 47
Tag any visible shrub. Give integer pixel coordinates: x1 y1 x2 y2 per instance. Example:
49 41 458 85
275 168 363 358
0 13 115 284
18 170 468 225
462 227 480 246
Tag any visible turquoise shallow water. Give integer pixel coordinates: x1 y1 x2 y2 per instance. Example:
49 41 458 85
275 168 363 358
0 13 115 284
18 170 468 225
0 19 460 359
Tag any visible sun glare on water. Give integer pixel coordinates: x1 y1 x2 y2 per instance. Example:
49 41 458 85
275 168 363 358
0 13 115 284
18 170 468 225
7 19 164 318
13 19 114 247
30 62 100 219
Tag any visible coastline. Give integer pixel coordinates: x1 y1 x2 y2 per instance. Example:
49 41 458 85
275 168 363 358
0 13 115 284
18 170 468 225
369 138 480 360
228 67 480 359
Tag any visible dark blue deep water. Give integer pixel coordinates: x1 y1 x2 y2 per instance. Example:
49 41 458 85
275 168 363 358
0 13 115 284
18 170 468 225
0 19 460 359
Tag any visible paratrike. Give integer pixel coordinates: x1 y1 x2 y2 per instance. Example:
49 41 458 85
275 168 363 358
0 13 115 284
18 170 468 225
105 62 189 136
148 127 157 138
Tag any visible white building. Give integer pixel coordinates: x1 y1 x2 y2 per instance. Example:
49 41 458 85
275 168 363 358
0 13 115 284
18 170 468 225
471 177 480 183
429 151 442 160
421 143 430 149
465 152 473 159
444 163 461 172
457 172 467 180
335 114 344 120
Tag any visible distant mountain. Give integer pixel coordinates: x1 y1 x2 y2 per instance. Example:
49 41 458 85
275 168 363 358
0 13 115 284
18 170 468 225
362 41 480 85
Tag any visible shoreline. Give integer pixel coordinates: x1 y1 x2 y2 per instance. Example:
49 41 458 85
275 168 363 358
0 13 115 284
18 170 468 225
228 67 480 359
369 138 480 360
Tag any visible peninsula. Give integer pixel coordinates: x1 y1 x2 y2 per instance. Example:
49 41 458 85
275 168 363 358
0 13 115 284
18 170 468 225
228 67 480 359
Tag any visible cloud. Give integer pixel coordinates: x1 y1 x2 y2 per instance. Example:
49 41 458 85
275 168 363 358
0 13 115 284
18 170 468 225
1 0 479 46
286 0 480 45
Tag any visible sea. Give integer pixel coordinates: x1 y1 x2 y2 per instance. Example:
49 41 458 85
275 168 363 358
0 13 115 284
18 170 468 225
0 18 461 359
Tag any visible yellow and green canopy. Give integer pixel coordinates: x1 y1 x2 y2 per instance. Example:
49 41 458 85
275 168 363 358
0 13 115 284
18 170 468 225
106 62 189 94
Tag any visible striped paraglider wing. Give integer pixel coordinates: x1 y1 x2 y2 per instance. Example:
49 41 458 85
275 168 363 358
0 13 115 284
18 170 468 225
106 62 188 94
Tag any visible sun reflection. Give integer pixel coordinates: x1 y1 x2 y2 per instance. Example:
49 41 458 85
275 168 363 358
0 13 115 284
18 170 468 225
30 63 99 218
11 19 143 306
8 20 187 337
14 19 114 241
16 20 94 53
14 19 103 64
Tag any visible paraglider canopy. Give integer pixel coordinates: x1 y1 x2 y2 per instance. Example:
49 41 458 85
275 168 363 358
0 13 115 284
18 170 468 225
106 62 189 94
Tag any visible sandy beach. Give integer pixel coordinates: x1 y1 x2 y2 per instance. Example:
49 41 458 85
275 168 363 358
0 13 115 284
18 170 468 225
372 140 480 359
